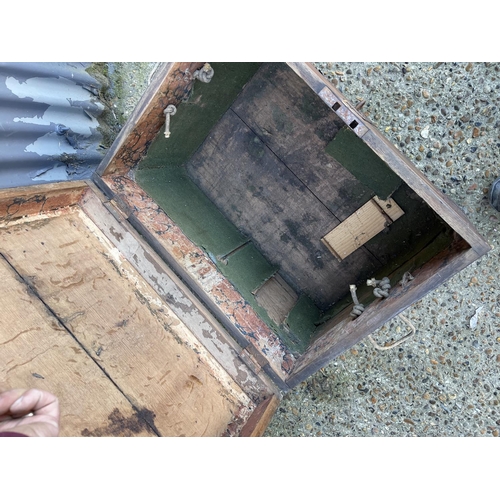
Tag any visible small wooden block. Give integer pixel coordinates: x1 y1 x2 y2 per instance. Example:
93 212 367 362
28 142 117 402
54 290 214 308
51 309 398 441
372 196 404 222
254 274 298 325
321 197 404 261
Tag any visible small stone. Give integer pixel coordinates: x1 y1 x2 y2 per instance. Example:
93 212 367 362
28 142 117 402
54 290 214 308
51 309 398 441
496 354 500 362
423 393 431 400
422 90 430 99
431 359 439 365
421 126 430 138
419 145 425 152
467 183 478 193
473 127 480 138
460 114 471 123
404 418 415 426
446 160 453 167
493 430 499 437
466 62 473 72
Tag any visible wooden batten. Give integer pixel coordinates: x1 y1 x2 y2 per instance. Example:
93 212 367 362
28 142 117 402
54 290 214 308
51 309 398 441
321 196 404 261
0 181 87 222
239 395 280 437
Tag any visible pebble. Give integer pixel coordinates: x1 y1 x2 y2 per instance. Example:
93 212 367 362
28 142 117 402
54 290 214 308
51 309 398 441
421 126 430 139
422 90 430 99
473 127 480 138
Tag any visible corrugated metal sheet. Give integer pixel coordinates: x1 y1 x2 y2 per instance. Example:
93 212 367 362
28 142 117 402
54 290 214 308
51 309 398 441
0 62 107 188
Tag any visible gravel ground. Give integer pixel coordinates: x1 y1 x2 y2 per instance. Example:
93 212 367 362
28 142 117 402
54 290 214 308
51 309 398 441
105 62 500 437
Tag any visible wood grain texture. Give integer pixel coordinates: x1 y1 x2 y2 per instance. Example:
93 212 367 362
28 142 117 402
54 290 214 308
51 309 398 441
80 186 275 402
255 274 298 325
0 209 253 436
239 394 280 437
98 62 205 177
0 255 155 437
0 181 86 222
231 63 375 219
186 110 381 309
322 197 404 261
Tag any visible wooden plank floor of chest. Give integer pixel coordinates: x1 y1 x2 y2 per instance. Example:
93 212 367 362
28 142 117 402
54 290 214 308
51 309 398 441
0 62 490 436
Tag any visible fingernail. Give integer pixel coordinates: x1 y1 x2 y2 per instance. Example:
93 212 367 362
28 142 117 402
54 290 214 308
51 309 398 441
10 396 24 410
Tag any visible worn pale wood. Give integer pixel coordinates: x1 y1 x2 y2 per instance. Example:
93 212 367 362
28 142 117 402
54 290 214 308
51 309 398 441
0 181 86 222
322 197 404 261
0 255 155 437
286 62 490 257
97 62 205 176
239 394 280 437
0 209 253 436
372 196 405 222
254 274 298 325
80 186 276 401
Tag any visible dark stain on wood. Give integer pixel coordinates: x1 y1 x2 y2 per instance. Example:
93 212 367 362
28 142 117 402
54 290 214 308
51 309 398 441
81 407 159 437
0 182 86 222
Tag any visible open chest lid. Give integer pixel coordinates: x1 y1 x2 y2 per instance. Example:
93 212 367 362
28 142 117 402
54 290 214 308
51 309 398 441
0 62 490 436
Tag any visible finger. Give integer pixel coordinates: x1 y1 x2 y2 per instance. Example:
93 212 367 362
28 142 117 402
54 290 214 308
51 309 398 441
0 389 27 415
9 389 59 419
0 416 59 437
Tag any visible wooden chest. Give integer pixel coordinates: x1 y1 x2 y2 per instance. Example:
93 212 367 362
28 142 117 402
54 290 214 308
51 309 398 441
0 62 490 436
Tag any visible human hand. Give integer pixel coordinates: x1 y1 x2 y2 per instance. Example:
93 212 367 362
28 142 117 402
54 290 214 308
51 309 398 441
0 388 60 437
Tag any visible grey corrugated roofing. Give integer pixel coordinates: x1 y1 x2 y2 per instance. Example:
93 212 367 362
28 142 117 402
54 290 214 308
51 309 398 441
0 62 107 188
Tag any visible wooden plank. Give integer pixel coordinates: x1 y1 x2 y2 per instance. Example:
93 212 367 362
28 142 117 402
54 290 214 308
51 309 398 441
286 62 490 257
80 186 276 401
254 274 298 325
321 197 404 261
239 395 280 437
0 210 254 436
231 62 374 220
97 62 205 177
0 180 86 222
287 238 478 387
0 255 155 437
186 109 382 309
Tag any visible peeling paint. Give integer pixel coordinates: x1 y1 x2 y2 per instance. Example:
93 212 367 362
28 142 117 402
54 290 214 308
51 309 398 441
103 175 295 379
0 63 107 188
